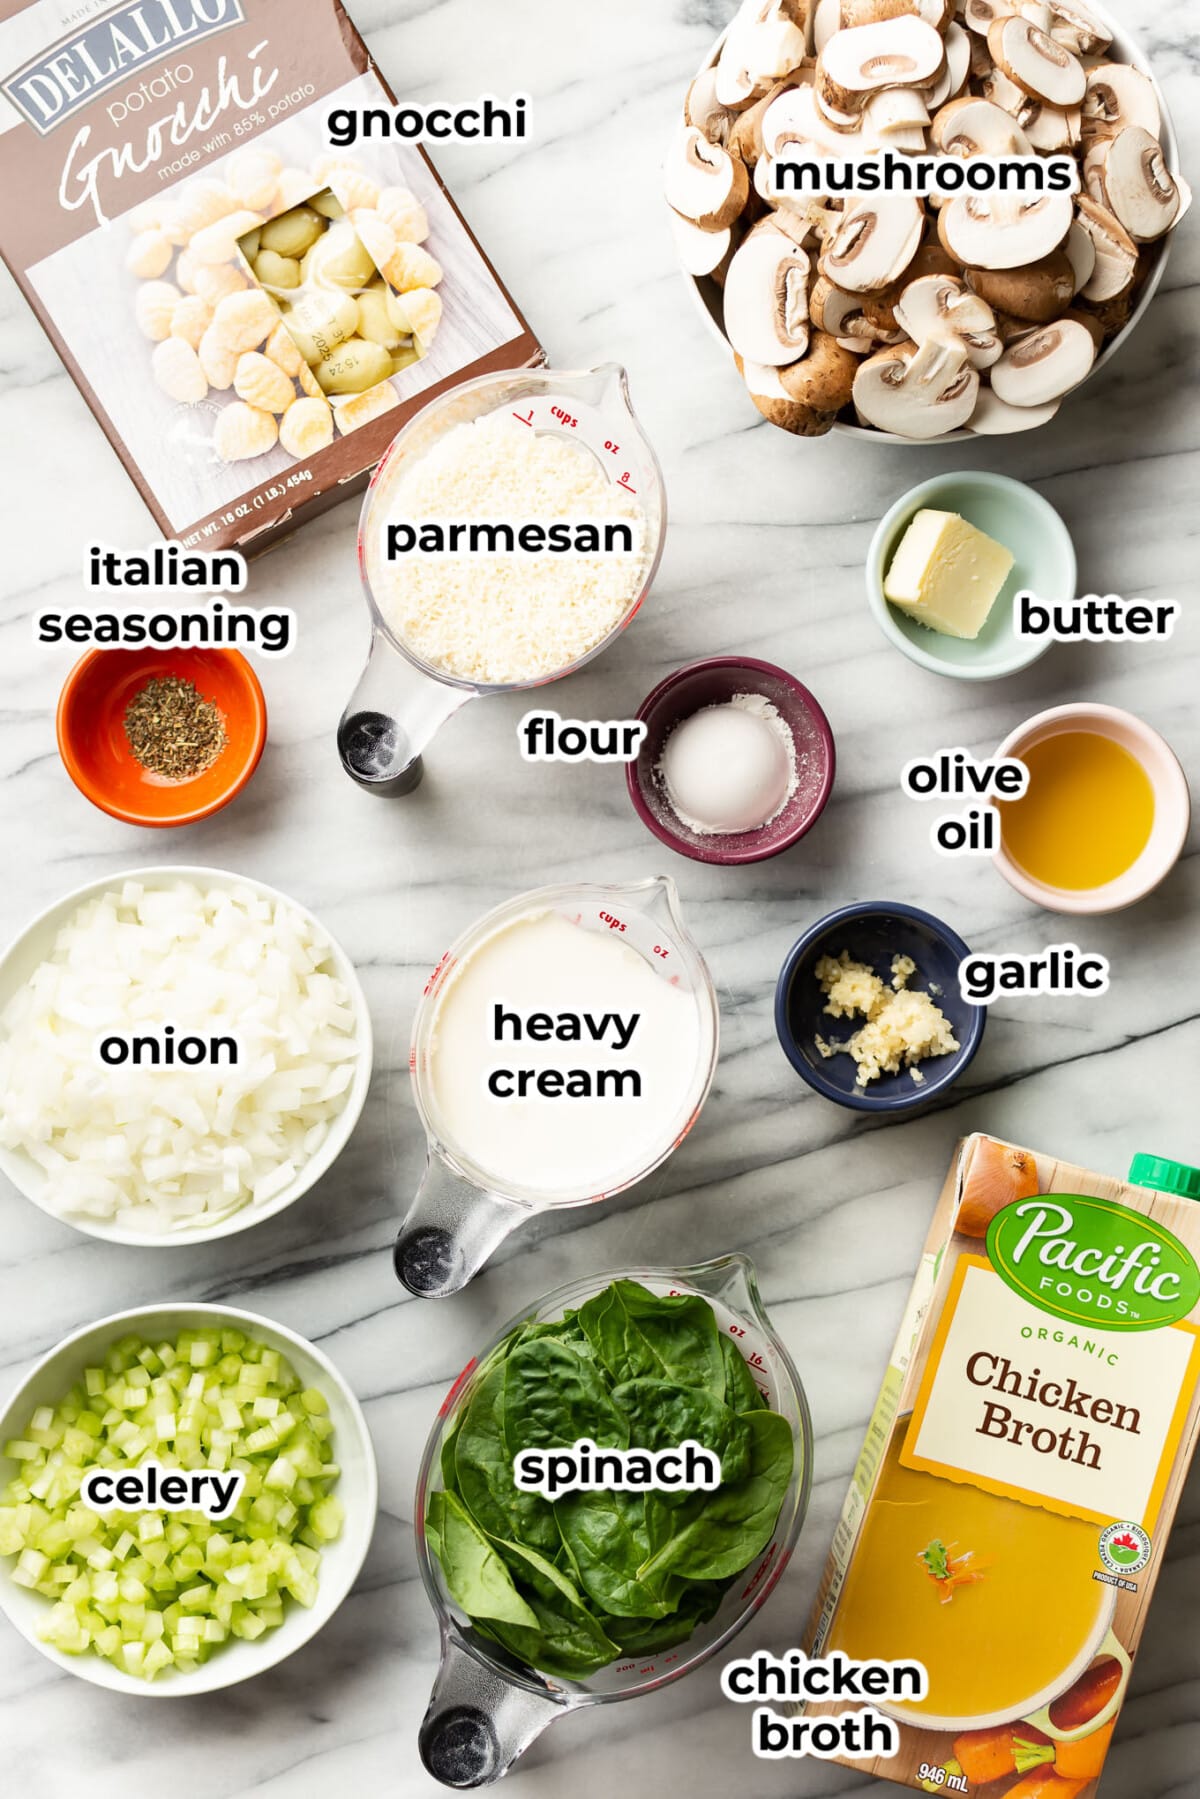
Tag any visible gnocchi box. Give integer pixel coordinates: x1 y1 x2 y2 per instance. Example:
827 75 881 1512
0 0 540 554
804 1133 1200 1799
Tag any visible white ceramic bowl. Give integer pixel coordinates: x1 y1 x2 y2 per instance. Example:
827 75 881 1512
0 866 373 1246
0 1302 378 1695
993 703 1191 914
680 0 1180 444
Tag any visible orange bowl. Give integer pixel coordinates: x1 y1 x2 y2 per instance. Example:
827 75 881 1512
57 648 267 828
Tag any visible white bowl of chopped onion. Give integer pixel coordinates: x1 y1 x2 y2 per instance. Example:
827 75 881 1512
0 868 373 1245
0 1302 378 1694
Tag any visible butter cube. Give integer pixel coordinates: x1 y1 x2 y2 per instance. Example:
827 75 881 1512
883 509 1015 640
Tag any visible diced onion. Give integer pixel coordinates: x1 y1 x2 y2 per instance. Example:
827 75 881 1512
0 881 361 1233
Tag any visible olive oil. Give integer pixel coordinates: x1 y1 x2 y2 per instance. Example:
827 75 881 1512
1000 731 1154 890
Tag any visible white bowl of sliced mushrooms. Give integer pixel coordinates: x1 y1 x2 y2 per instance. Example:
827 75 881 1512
667 0 1185 442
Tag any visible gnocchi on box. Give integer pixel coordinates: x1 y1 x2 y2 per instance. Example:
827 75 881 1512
0 0 539 555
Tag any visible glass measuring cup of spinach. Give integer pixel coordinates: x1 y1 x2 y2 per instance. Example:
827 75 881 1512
413 1255 812 1786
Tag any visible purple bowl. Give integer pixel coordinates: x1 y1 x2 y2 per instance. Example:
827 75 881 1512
627 657 836 866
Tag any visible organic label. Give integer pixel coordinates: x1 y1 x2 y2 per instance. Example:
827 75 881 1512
987 1195 1200 1332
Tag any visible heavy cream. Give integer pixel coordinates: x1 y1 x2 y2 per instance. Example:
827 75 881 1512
424 909 701 1197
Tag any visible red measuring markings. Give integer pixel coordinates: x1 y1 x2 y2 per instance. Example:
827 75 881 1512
424 949 456 995
512 409 534 426
740 1541 779 1600
617 476 637 494
550 406 578 428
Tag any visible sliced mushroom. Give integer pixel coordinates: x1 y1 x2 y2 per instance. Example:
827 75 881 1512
966 250 1074 321
717 0 811 107
723 221 812 364
811 274 886 338
979 66 1028 114
1063 217 1097 293
760 161 839 238
670 210 735 279
731 80 797 164
685 67 740 147
815 88 872 132
1073 197 1138 301
863 87 931 133
938 191 1073 269
1019 0 1052 30
1077 287 1133 338
1047 0 1111 57
962 0 1015 34
840 0 952 25
852 334 980 435
1088 126 1184 241
968 386 1061 431
819 193 924 292
1028 104 1080 150
763 80 856 159
924 23 973 110
895 273 1002 364
665 126 751 229
816 16 946 117
930 95 1033 155
737 354 838 434
813 0 842 53
987 16 1085 108
1063 306 1105 350
990 315 1095 404
779 329 860 407
1081 63 1160 147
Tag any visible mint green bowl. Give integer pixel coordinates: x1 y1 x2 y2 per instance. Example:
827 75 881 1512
866 472 1076 682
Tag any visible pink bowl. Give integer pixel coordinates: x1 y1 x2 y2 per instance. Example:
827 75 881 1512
627 657 836 866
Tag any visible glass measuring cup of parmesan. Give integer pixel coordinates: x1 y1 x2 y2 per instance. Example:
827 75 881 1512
394 877 719 1297
338 364 666 793
414 1254 812 1787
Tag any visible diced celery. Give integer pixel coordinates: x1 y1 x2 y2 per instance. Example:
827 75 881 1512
0 1328 342 1681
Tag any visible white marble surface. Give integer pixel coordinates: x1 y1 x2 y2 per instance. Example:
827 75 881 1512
1 0 1198 1794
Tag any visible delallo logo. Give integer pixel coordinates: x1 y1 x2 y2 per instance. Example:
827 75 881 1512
987 1194 1200 1332
3 0 245 136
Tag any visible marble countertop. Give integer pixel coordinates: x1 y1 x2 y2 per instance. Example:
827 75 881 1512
2 0 1198 1793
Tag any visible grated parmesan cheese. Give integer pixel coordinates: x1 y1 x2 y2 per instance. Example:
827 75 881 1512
376 410 649 684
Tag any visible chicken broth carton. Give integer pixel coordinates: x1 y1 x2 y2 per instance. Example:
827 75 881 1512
803 1135 1200 1798
0 0 539 553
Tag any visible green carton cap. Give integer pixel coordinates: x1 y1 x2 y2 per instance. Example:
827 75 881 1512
1129 1154 1200 1202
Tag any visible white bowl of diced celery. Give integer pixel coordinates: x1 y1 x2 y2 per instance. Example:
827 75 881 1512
0 1304 377 1693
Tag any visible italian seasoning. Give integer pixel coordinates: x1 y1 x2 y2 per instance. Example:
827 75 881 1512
123 676 227 781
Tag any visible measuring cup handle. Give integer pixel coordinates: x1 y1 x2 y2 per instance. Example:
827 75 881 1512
395 1155 525 1297
338 626 469 795
420 1632 568 1787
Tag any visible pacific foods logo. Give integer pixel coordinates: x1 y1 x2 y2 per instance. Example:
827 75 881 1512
987 1195 1200 1332
3 0 244 135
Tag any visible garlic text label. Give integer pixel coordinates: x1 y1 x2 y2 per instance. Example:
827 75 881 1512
958 946 1110 1004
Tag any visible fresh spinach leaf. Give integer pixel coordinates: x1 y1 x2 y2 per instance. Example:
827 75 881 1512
605 1581 729 1655
610 1378 753 1489
503 1337 629 1453
576 1282 724 1394
554 1489 681 1619
453 1360 560 1557
720 1334 768 1413
425 1491 539 1630
484 1538 620 1681
638 1409 793 1583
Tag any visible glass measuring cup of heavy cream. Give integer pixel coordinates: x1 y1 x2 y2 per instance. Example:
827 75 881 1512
413 1254 813 1787
395 877 719 1296
338 363 666 794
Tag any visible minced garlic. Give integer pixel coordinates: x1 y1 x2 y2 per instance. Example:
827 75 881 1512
814 949 958 1087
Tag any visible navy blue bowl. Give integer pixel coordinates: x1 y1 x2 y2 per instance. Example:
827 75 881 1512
774 901 986 1113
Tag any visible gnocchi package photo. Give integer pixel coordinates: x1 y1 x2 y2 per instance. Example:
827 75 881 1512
0 0 540 553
